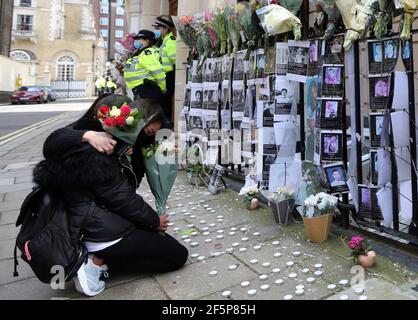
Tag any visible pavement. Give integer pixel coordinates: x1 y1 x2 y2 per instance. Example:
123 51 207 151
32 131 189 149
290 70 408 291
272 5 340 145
0 102 418 300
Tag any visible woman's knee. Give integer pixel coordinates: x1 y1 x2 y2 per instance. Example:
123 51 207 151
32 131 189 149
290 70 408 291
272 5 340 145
171 242 189 270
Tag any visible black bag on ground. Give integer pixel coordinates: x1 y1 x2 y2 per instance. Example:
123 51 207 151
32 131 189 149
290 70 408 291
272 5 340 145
14 186 87 284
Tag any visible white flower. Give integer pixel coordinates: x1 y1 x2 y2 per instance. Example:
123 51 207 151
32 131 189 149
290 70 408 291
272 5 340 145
125 116 134 125
110 108 121 117
157 141 176 157
304 195 318 207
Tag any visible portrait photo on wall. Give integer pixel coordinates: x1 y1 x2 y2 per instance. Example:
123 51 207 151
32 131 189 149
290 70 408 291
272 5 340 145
369 75 392 109
221 81 230 111
358 184 383 221
265 42 276 74
370 112 384 148
190 85 203 109
233 53 245 81
184 86 191 109
307 40 321 76
321 130 343 162
275 77 295 116
382 38 399 74
316 98 343 129
287 40 309 82
222 55 232 80
189 115 203 130
204 58 214 82
370 150 379 186
248 50 257 80
211 57 222 82
202 89 209 109
401 40 412 71
276 42 289 76
256 48 266 79
259 101 275 127
306 76 318 120
221 110 231 131
321 36 344 65
207 89 219 111
321 65 344 97
323 162 349 193
192 60 202 83
262 154 278 181
232 87 245 112
368 40 383 75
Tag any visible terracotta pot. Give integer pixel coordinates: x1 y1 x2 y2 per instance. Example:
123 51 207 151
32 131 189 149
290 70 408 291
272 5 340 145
303 213 334 243
358 251 376 268
247 198 259 210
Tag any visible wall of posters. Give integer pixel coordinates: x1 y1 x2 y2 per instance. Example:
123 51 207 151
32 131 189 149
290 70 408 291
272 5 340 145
287 40 310 82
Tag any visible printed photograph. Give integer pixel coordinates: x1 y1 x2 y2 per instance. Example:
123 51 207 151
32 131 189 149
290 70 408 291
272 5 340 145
324 163 349 193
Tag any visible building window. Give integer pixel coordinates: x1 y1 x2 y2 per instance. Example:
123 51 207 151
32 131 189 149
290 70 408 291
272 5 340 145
20 0 32 7
10 50 31 61
115 29 123 38
100 17 108 25
116 6 124 15
16 15 33 31
57 56 75 81
115 18 124 27
100 6 109 14
100 29 108 38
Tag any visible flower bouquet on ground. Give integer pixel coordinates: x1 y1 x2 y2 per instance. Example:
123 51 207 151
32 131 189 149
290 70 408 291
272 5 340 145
343 236 377 268
301 192 338 242
224 5 241 54
236 1 262 60
141 140 178 216
261 186 296 224
97 103 148 145
256 4 302 40
242 187 260 210
207 8 228 55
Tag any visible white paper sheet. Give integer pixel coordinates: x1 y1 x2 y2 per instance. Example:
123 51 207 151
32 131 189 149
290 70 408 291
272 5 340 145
395 147 412 182
376 187 394 227
391 110 410 148
274 121 297 163
393 71 408 109
399 180 413 224
347 176 359 212
377 148 392 187
268 161 302 192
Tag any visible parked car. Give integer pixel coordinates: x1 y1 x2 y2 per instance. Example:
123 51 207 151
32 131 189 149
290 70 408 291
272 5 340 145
42 86 57 102
10 86 48 104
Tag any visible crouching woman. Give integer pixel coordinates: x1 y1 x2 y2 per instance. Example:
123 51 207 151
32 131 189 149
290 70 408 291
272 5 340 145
33 95 188 297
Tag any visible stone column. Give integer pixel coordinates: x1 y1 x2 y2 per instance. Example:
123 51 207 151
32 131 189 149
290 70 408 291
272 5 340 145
85 66 94 97
42 65 51 86
0 0 13 56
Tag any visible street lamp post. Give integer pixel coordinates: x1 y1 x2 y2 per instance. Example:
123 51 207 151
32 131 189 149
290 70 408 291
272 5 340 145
107 0 116 62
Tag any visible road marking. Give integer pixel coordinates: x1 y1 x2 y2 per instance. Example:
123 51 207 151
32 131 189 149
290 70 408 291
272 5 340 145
0 112 70 146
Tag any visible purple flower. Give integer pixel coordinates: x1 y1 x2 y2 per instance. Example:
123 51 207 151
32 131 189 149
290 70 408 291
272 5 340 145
348 236 364 249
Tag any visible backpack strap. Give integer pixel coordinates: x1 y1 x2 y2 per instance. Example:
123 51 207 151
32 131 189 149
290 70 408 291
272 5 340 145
13 240 19 277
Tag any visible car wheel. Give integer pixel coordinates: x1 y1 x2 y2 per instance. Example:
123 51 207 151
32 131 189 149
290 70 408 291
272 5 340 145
11 102 17 105
37 100 41 104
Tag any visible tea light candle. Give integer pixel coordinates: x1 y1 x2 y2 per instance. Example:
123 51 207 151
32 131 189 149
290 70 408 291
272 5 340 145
247 289 257 297
173 227 180 232
250 259 258 264
184 239 191 243
253 232 260 236
232 242 240 248
206 207 212 211
197 256 205 261
217 215 224 219
253 245 261 251
209 270 218 277
272 268 281 273
259 274 268 281
226 248 234 253
314 271 323 277
288 273 298 279
216 235 224 239
295 289 304 296
272 240 280 245
181 235 189 239
228 264 238 271
359 295 368 300
306 277 316 283
260 284 270 291
314 263 323 269
286 261 294 267
205 239 213 243
240 227 248 232
190 215 197 219
222 291 231 298
217 219 224 222
230 227 238 231
167 222 174 227
191 253 199 258
228 232 236 236
217 230 224 234
339 279 349 286
239 247 247 253
284 295 293 300
210 210 216 213
177 204 184 207
203 204 209 208
293 251 301 257
301 268 309 274
275 279 284 285
181 209 188 213
327 284 336 291
203 232 210 236
354 287 364 295
262 262 271 268
241 237 249 242
200 220 206 224
191 207 197 210
274 252 282 258
339 295 349 300
296 285 305 291
169 212 176 216
209 223 216 227
190 242 199 247
191 232 198 237
202 227 209 231
241 281 250 288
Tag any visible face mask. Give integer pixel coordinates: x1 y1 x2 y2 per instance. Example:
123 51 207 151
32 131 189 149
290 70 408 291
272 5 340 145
134 40 142 49
154 30 162 39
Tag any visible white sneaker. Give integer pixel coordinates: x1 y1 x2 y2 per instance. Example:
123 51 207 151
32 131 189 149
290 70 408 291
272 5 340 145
74 257 106 297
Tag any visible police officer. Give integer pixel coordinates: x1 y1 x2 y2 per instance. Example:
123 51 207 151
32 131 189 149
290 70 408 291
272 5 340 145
95 76 106 96
153 16 176 123
106 77 118 94
124 30 166 101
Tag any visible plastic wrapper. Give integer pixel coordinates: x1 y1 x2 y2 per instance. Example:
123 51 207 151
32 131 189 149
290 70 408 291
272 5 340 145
374 0 395 39
316 0 341 39
236 1 262 60
256 4 302 39
279 0 304 15
174 15 198 48
224 5 241 54
335 0 355 31
208 8 228 55
204 11 219 54
343 0 380 50
400 0 418 40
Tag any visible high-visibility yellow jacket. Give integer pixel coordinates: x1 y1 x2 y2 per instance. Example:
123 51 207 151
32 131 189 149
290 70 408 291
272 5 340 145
124 47 166 92
106 80 117 89
159 31 176 73
95 77 106 89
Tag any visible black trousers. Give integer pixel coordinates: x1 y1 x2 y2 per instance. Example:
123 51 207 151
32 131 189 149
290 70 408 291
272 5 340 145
162 70 175 124
94 229 188 273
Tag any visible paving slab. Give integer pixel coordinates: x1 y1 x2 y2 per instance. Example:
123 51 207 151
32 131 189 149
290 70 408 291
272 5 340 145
0 210 19 226
0 257 34 286
0 224 19 241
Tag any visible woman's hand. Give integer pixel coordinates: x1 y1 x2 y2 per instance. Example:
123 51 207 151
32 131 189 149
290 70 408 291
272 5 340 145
125 147 133 156
82 131 117 155
157 214 169 232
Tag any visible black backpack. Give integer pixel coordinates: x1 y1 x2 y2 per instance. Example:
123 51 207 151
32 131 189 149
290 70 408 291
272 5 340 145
14 186 87 284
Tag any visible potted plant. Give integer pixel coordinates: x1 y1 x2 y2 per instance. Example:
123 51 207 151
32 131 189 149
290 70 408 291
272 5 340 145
301 192 338 243
243 187 260 210
346 236 376 268
262 186 295 225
